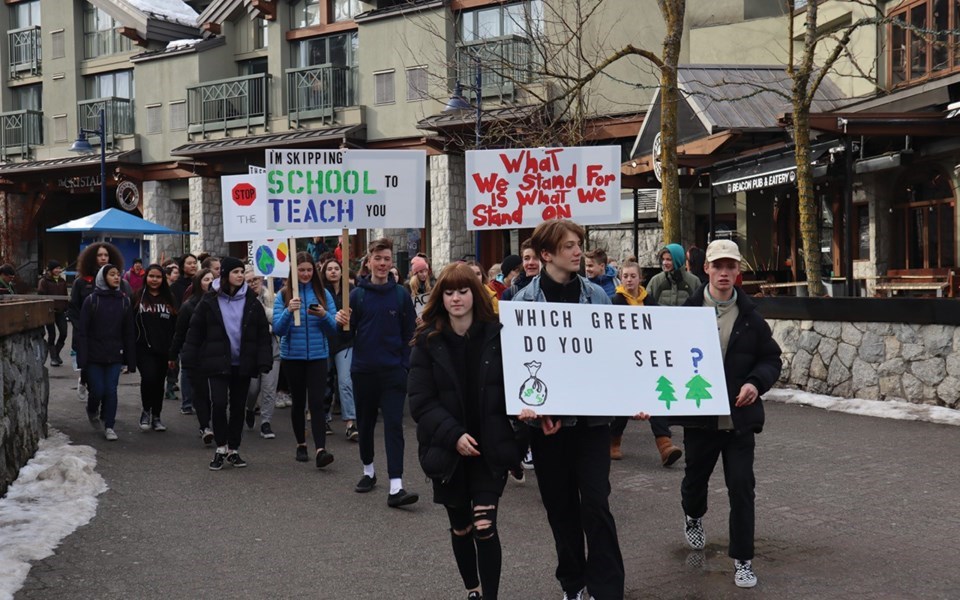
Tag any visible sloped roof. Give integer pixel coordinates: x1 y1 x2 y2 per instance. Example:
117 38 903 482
171 125 366 157
0 151 141 175
89 0 200 42
679 65 846 133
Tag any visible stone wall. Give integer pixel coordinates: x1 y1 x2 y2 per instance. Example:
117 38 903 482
770 319 960 407
142 180 182 263
587 224 664 267
429 154 472 267
0 320 49 496
188 177 229 258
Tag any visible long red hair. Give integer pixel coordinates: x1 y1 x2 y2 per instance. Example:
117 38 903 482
413 263 496 343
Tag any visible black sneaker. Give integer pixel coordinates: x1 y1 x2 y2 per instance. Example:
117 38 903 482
245 409 256 430
467 592 482 600
345 424 358 442
355 474 377 493
387 489 419 508
201 428 214 445
139 410 151 431
87 411 101 431
180 406 194 415
295 446 309 462
226 452 247 468
316 449 334 469
209 452 226 471
260 422 276 439
151 418 167 432
509 465 525 483
325 421 334 435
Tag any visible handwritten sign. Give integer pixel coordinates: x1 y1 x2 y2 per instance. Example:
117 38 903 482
500 304 730 416
413 292 430 316
251 239 291 278
221 174 267 242
466 146 621 230
265 149 426 230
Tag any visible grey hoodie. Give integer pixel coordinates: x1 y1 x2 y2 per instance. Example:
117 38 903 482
213 277 248 366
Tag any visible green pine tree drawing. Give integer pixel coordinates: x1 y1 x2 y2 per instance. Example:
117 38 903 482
656 376 677 410
685 375 713 408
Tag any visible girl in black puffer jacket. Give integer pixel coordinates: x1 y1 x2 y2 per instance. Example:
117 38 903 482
408 263 520 600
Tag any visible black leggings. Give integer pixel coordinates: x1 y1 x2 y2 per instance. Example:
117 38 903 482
137 352 168 418
209 370 251 450
283 359 328 449
446 493 501 600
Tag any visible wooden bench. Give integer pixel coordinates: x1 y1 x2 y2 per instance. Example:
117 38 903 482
875 268 956 298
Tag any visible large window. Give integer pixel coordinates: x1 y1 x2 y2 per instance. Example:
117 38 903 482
14 84 41 110
83 2 132 59
889 0 956 87
85 70 134 99
892 166 956 269
11 0 40 28
291 0 360 28
458 0 543 42
292 31 357 69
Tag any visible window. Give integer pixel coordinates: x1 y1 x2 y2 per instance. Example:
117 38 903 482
406 67 428 101
254 18 268 49
292 32 358 69
892 166 956 269
83 2 132 59
14 84 41 111
10 0 40 28
456 1 542 98
331 0 360 22
146 104 162 134
85 70 134 99
169 101 187 131
375 70 395 104
291 0 321 28
458 0 543 42
239 57 268 76
888 0 957 87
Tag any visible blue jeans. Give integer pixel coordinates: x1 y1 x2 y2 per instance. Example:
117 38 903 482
332 347 356 421
86 362 122 429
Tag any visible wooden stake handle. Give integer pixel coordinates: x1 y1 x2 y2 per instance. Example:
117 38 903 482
341 228 350 331
289 237 300 327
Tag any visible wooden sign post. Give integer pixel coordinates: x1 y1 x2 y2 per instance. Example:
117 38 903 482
341 227 350 331
289 237 300 327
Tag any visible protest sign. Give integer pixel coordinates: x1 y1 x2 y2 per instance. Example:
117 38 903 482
499 304 730 416
466 146 621 230
265 149 426 230
413 292 430 316
222 173 267 242
251 239 291 278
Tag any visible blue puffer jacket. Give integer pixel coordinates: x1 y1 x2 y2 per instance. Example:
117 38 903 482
273 283 338 361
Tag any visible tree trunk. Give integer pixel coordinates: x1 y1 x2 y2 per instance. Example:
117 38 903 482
792 108 824 295
659 0 684 244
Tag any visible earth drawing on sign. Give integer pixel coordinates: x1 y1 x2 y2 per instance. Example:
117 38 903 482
519 360 548 406
256 246 276 275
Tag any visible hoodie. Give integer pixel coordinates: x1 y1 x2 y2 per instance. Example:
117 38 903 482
135 289 177 357
612 284 653 306
646 243 702 307
213 277 248 365
347 274 416 373
589 264 620 298
77 266 136 370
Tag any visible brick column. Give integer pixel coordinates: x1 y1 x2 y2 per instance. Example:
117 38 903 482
141 180 181 263
188 176 228 257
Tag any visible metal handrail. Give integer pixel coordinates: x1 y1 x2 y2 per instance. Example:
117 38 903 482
77 97 134 142
8 25 40 78
0 109 42 158
456 35 536 100
286 64 355 127
186 73 269 135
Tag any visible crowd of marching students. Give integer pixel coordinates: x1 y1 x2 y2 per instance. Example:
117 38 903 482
41 222 781 600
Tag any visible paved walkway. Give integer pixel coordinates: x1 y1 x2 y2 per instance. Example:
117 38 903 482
15 361 960 599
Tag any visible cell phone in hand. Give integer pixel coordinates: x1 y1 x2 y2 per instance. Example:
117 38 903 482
309 304 320 311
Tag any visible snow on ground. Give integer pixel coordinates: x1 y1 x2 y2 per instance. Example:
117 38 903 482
767 387 960 427
0 430 107 600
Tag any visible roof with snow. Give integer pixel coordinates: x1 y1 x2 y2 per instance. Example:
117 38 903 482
88 0 200 43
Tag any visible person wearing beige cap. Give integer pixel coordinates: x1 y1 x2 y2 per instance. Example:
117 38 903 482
675 238 782 589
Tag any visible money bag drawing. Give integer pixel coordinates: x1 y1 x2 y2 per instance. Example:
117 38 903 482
519 361 548 406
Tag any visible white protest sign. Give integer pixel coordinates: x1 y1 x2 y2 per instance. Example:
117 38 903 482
500 304 730 416
251 239 291 278
413 292 430 316
466 146 621 230
265 149 426 230
222 173 267 242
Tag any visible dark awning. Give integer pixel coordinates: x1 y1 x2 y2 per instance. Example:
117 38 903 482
0 150 141 175
711 141 836 195
171 125 366 158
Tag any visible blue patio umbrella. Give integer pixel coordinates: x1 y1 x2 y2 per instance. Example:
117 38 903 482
46 208 195 235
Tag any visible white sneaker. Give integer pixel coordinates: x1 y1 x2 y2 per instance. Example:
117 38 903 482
684 515 705 550
562 588 587 600
521 449 534 470
104 428 118 441
734 559 757 588
77 378 88 402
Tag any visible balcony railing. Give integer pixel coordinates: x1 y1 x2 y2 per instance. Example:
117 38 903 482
286 64 355 127
77 97 135 144
456 35 536 100
8 26 40 78
187 73 268 135
0 109 42 158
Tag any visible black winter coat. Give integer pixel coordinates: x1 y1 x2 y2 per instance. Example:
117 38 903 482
77 289 136 371
180 289 272 378
408 321 521 483
169 294 200 361
674 286 782 433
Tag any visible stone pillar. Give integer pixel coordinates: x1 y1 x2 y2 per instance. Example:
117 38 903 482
0 192 36 280
141 180 181 264
188 176 228 257
429 154 471 268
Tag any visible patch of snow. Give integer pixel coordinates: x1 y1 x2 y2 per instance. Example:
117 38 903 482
166 38 203 51
0 430 107 600
124 0 199 28
767 388 960 427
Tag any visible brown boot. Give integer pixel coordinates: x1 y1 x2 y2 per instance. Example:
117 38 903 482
656 436 682 467
610 435 623 460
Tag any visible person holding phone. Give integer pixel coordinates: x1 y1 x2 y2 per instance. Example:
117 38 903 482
274 252 339 468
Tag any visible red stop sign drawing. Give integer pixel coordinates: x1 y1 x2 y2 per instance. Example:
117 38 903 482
232 183 257 206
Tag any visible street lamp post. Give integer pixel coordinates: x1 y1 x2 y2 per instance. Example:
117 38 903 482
443 56 484 260
68 108 107 211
